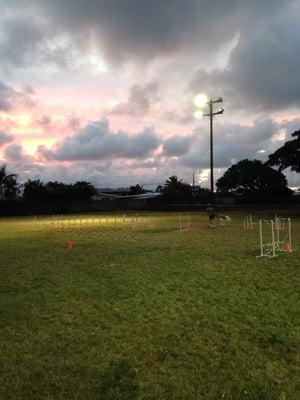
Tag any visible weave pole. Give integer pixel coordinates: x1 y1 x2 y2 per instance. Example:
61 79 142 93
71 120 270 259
243 214 253 231
257 220 276 258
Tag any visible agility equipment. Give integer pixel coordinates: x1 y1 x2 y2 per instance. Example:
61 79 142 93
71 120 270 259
179 213 192 231
257 218 293 258
243 214 254 231
67 240 74 250
34 214 138 241
274 217 292 253
257 220 276 258
274 214 285 231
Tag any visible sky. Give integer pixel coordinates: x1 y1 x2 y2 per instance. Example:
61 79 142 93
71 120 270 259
0 0 299 189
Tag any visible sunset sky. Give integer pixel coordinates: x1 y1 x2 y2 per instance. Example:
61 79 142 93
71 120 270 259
0 0 299 189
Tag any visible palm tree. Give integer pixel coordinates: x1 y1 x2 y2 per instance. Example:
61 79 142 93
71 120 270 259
0 165 19 199
163 175 192 202
165 175 182 186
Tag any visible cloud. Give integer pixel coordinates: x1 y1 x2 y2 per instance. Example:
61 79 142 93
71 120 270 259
175 119 283 169
4 144 26 161
5 118 300 188
0 13 81 70
0 81 36 110
67 116 80 130
1 0 289 68
0 15 46 68
128 157 162 169
38 117 160 161
189 2 300 113
1 1 298 119
38 115 51 127
7 158 163 188
0 131 14 146
110 82 159 116
163 135 192 156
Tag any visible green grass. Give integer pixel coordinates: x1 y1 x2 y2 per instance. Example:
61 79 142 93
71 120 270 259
0 212 299 400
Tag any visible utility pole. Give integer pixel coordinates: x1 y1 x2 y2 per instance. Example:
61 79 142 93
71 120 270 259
203 98 224 200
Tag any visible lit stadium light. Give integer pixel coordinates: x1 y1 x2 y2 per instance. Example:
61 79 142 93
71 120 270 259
193 110 204 119
193 93 208 108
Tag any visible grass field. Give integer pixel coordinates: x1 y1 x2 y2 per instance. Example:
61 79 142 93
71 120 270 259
0 211 299 400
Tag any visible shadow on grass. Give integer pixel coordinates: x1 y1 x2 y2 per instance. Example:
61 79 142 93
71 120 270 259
100 360 138 400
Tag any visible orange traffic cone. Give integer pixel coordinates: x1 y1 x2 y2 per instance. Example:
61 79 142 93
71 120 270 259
283 242 292 252
67 240 74 250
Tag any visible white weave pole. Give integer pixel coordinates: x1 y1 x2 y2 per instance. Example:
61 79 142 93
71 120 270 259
257 220 277 258
273 216 289 250
287 218 292 250
259 220 263 257
278 217 292 252
244 214 253 230
179 213 191 231
271 220 276 258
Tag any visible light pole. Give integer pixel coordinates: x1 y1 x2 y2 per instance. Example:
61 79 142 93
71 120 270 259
193 95 224 199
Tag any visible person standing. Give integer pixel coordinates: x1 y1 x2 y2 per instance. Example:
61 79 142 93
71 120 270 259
206 204 216 228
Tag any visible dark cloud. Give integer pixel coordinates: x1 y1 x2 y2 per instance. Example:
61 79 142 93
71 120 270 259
0 13 79 69
163 135 192 156
0 81 19 110
1 0 289 67
110 82 159 116
189 2 300 113
4 144 25 161
0 131 14 146
0 16 46 67
0 81 35 110
38 117 160 161
176 119 281 169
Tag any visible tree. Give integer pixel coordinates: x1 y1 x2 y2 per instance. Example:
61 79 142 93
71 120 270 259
45 181 72 201
23 179 97 202
162 175 192 202
267 129 300 172
0 165 19 199
216 159 292 198
129 184 145 195
23 179 47 201
71 181 97 200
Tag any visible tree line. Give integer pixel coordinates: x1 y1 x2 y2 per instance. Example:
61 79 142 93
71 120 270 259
0 170 97 201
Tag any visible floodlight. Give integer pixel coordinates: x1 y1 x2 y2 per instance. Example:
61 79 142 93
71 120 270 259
193 93 208 108
193 110 204 119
